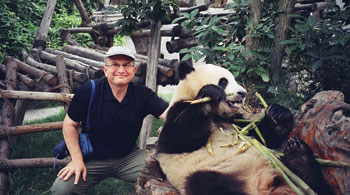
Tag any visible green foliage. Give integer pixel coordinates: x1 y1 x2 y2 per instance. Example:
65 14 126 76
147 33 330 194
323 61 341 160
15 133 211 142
113 0 178 35
282 6 350 104
172 1 350 107
0 0 96 63
176 0 279 91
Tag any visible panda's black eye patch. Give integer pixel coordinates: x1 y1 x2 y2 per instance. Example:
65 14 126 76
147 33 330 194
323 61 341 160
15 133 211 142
218 78 228 89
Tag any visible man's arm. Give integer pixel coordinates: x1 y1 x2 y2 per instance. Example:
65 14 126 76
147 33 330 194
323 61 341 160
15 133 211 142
57 114 86 185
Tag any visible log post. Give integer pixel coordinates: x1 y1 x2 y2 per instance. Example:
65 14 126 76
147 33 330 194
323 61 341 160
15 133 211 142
271 0 297 79
139 21 162 149
166 38 199 54
56 55 72 111
62 45 105 62
73 0 92 26
33 0 57 50
0 60 17 195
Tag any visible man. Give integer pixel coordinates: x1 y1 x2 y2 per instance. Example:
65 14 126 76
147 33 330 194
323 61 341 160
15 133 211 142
51 46 169 194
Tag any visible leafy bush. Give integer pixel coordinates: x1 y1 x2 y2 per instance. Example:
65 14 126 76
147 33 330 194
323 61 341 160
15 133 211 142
0 0 96 63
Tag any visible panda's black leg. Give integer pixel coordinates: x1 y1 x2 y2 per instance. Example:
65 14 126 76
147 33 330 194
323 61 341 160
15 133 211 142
282 138 332 195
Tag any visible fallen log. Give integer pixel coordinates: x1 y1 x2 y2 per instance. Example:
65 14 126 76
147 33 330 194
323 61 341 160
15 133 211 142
36 49 103 79
0 122 63 138
0 90 73 102
9 57 58 87
0 157 69 170
166 37 199 54
45 48 104 68
0 63 36 88
62 45 105 62
291 90 350 195
22 51 88 83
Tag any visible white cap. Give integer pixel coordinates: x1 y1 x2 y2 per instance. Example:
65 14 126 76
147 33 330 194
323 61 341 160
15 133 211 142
105 46 136 60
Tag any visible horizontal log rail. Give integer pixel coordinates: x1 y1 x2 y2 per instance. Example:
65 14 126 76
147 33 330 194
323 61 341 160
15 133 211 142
0 157 69 170
0 121 63 138
0 90 73 102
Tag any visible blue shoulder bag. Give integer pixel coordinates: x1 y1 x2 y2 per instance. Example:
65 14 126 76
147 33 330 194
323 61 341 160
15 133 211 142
53 80 95 160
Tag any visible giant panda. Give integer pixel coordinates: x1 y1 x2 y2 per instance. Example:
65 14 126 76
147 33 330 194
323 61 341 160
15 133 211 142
157 61 331 195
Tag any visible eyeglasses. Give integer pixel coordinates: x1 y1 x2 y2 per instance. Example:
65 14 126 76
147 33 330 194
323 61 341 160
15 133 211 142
105 63 134 70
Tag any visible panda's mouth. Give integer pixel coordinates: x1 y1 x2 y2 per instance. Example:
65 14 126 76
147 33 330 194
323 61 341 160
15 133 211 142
227 100 242 107
226 95 244 107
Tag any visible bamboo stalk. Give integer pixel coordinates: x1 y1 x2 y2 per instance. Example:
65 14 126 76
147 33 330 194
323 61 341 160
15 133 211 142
184 92 236 104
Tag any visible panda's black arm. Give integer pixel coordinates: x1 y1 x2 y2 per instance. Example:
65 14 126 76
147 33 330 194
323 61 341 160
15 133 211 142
248 103 294 149
158 101 213 154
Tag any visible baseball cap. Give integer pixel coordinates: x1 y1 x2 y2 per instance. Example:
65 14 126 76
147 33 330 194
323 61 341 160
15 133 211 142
105 46 136 60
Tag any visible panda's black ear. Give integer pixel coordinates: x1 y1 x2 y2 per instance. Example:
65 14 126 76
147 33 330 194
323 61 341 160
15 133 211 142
177 61 195 80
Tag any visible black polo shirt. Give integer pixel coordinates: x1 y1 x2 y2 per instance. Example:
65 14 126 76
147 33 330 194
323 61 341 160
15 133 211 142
67 78 168 159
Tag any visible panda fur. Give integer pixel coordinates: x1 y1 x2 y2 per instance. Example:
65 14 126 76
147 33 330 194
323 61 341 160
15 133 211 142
157 61 331 195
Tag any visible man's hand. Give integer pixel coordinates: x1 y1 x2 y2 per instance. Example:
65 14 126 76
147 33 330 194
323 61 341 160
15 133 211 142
58 159 87 185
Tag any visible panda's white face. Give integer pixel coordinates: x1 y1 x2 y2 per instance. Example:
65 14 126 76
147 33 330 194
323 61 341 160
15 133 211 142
170 64 247 106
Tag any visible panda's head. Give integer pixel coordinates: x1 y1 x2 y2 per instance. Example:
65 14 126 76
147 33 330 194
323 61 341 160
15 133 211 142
171 61 246 103
168 61 247 118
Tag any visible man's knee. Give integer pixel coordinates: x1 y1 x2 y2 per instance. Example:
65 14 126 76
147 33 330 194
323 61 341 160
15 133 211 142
51 177 76 195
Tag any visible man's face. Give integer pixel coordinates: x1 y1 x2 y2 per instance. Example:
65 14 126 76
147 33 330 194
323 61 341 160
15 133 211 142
103 55 136 87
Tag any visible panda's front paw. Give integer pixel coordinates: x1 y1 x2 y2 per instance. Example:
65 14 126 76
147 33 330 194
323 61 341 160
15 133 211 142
266 103 293 136
196 84 226 102
282 138 323 192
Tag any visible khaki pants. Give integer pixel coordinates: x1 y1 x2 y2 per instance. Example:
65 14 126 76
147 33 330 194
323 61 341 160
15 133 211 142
51 148 146 195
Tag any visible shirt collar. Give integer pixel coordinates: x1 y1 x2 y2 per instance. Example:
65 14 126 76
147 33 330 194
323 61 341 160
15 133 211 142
104 79 133 105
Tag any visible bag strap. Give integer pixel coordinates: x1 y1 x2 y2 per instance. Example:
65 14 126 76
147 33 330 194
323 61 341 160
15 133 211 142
86 80 95 132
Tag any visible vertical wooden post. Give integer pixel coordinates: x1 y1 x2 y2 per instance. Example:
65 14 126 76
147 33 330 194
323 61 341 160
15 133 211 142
0 60 17 195
74 0 92 26
33 0 57 50
139 20 162 149
56 55 72 111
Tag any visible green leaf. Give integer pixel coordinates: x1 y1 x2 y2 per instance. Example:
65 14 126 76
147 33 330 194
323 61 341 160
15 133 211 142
258 71 270 82
214 46 227 51
310 60 322 72
182 53 192 61
190 9 199 19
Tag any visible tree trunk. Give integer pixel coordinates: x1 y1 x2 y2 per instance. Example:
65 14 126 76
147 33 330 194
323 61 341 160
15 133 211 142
139 21 162 149
271 0 297 79
0 90 73 102
0 60 17 195
0 122 63 138
34 0 57 49
245 0 261 62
